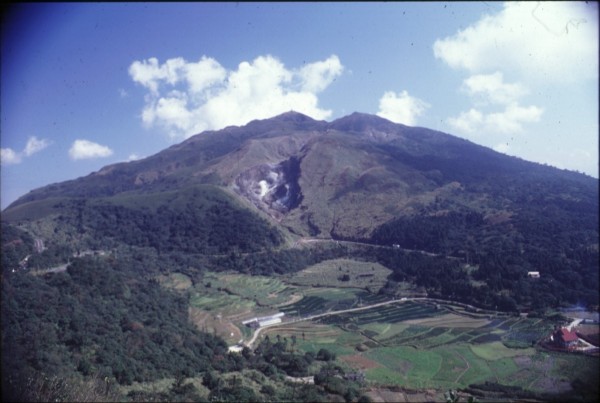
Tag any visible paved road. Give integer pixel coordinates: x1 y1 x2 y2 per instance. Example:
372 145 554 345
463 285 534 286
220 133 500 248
292 237 450 259
566 318 583 331
30 263 69 275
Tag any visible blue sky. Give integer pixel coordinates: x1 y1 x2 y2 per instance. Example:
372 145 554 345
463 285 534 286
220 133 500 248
1 2 598 209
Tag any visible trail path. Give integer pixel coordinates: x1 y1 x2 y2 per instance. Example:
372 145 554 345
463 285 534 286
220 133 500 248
454 352 471 384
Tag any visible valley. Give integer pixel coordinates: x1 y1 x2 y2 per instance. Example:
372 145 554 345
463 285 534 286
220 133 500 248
2 112 598 402
4 227 598 402
124 251 600 401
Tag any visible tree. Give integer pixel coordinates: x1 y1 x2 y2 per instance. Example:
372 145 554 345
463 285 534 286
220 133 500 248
317 348 336 362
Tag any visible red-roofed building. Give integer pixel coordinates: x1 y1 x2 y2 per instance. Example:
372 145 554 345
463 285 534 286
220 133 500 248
552 327 579 348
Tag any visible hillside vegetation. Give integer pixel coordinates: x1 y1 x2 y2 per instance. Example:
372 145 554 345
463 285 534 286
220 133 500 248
2 111 598 401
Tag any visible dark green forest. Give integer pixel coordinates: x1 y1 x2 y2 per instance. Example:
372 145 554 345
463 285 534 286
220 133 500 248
369 200 599 310
59 186 284 255
1 255 366 402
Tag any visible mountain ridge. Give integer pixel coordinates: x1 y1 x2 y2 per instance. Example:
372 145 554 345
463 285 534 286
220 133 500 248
8 111 594 209
4 111 597 241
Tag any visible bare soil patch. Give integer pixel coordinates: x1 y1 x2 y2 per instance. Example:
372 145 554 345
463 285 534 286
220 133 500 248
340 354 381 370
364 389 408 402
225 309 255 322
260 324 339 340
275 292 304 307
513 355 532 367
157 273 192 290
531 376 572 394
365 388 439 403
576 324 600 346
402 313 489 328
188 306 242 344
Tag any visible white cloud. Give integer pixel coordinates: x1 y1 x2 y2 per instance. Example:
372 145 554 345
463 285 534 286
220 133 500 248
130 54 344 139
298 55 343 93
24 136 50 157
376 90 430 126
462 72 528 105
450 72 543 136
127 153 142 161
153 96 193 132
486 103 544 133
447 109 484 134
69 139 114 160
129 57 187 94
1 136 50 165
1 148 22 165
184 56 228 94
448 103 543 135
433 2 598 83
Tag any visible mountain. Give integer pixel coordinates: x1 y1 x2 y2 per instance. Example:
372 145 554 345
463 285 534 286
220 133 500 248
7 111 596 235
2 111 598 309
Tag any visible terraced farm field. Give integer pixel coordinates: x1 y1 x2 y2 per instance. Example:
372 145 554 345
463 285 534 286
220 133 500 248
359 336 590 394
203 272 299 307
278 288 382 317
189 289 257 318
188 306 243 345
286 258 392 292
259 322 344 346
262 297 597 399
157 272 193 290
318 301 442 326
181 269 596 400
331 313 596 396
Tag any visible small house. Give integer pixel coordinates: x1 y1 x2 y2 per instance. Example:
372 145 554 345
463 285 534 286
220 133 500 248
552 327 578 348
527 271 540 279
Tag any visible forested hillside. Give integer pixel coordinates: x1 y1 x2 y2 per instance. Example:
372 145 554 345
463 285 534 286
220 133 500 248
2 254 368 402
2 112 598 401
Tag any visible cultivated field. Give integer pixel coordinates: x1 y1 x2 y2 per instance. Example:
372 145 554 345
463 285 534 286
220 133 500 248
156 272 193 291
202 272 299 307
255 289 596 398
188 306 243 345
166 269 598 400
286 258 392 292
279 288 389 318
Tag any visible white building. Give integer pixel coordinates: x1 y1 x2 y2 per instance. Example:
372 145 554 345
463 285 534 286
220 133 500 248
258 317 282 327
228 345 244 353
242 312 285 328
